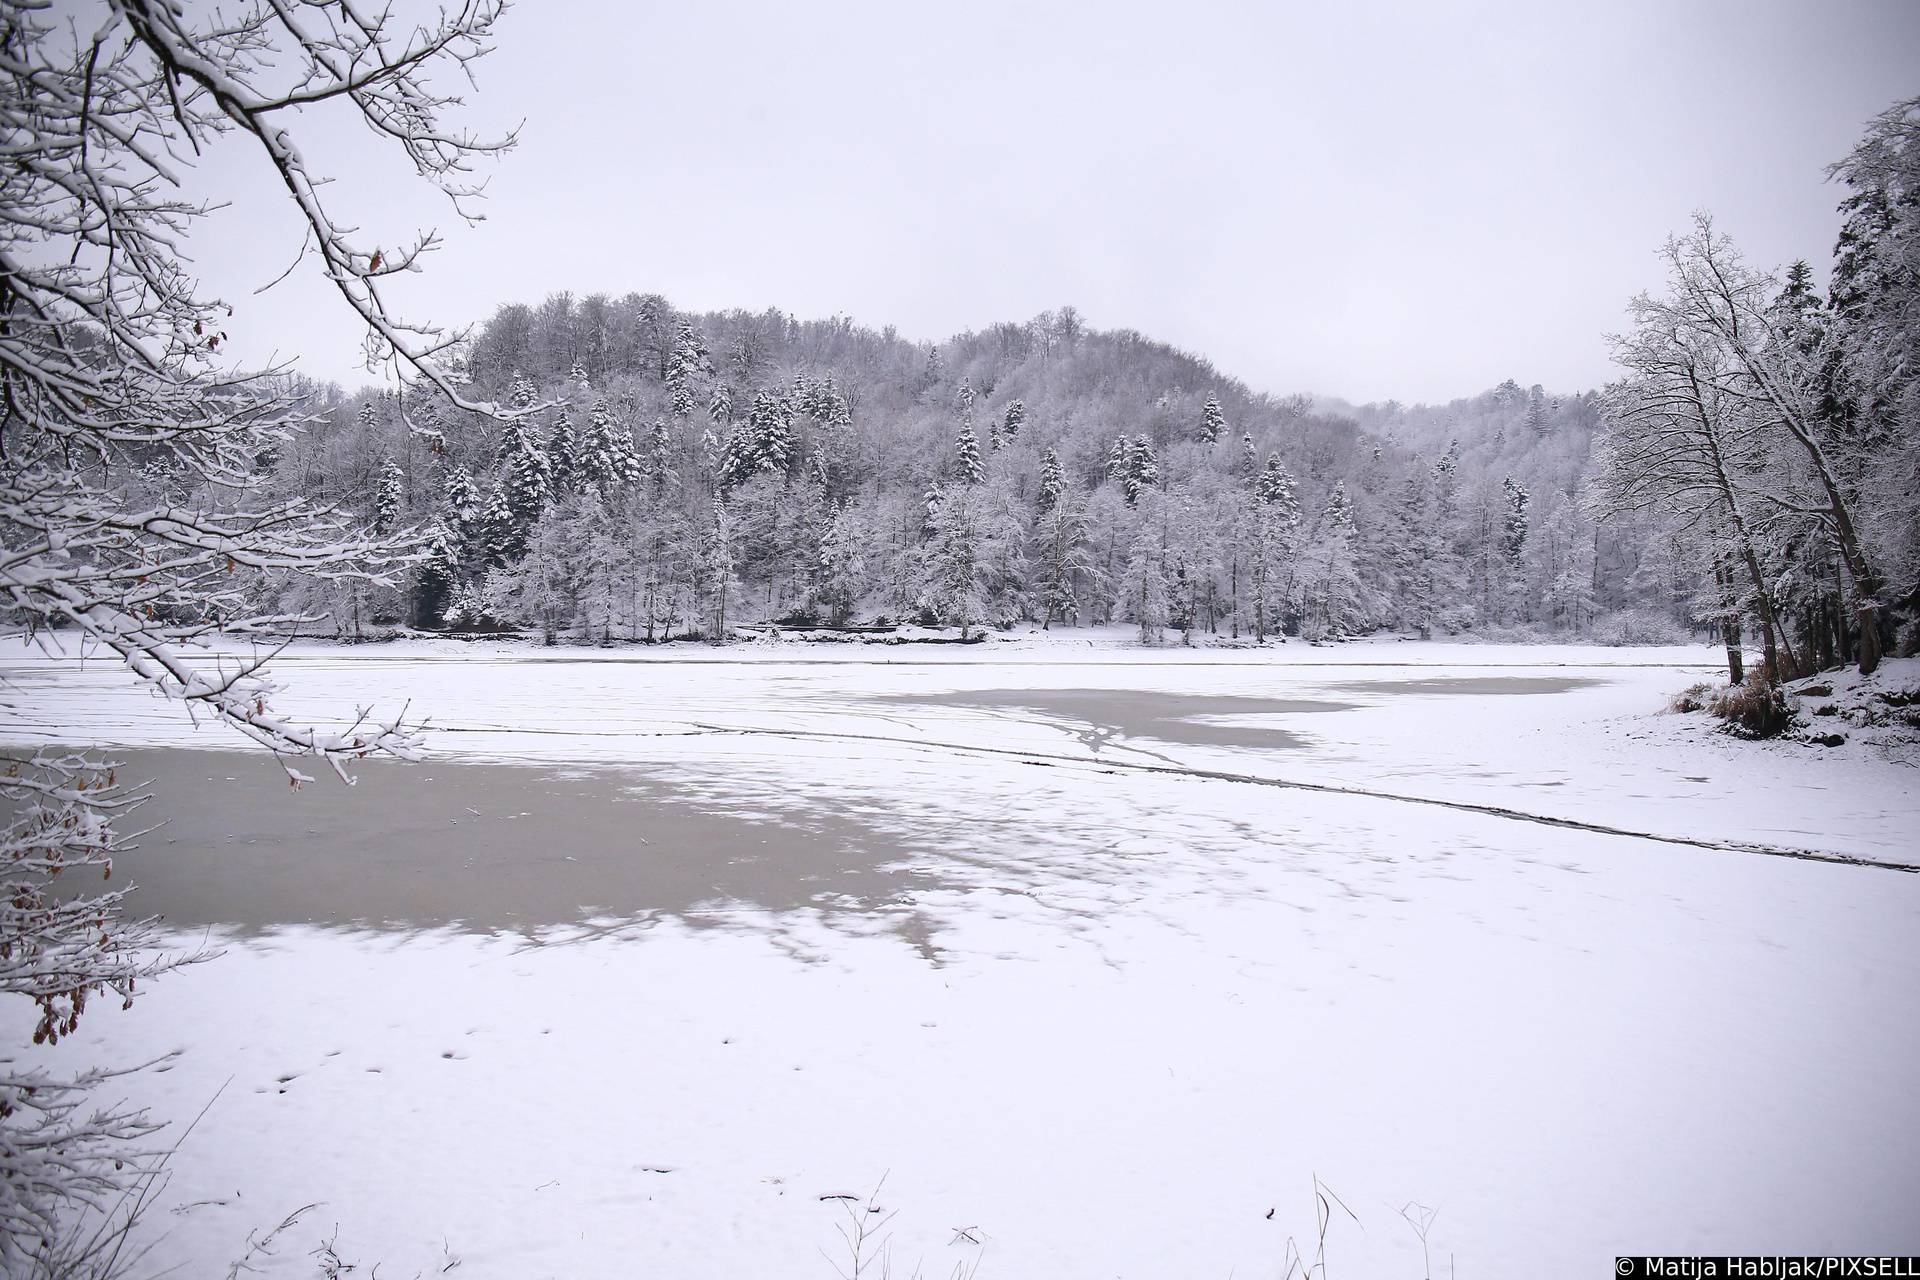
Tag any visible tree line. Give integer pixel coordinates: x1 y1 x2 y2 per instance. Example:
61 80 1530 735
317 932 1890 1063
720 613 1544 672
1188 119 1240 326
151 101 1914 676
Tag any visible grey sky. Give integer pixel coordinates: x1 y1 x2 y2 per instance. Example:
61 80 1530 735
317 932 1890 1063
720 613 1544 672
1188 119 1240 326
187 0 1920 406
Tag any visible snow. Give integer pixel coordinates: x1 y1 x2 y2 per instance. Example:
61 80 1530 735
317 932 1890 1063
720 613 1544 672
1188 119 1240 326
4 634 1918 1277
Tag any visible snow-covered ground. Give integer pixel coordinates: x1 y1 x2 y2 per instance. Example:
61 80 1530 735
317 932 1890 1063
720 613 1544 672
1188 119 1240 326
4 632 1918 1277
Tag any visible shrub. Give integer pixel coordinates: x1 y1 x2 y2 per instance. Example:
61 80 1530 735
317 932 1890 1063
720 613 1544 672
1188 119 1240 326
1706 678 1793 738
1668 682 1712 713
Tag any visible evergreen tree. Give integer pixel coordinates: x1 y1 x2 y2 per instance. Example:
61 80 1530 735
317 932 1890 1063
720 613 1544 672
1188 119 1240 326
1524 385 1550 435
1302 481 1365 640
1237 433 1258 482
816 500 867 625
1119 435 1158 505
579 396 642 493
642 418 674 491
444 463 481 538
708 382 734 425
375 457 406 535
501 417 555 534
1199 393 1227 443
1324 480 1356 535
956 417 985 485
1256 454 1298 509
1002 399 1027 444
545 409 580 494
666 321 712 418
1249 455 1301 641
720 390 794 488
508 372 538 411
923 480 1024 638
1501 476 1531 564
1037 448 1065 511
415 521 461 627
480 484 516 566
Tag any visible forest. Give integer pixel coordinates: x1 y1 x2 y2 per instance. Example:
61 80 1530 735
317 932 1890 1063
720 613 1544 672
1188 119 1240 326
212 95 1913 680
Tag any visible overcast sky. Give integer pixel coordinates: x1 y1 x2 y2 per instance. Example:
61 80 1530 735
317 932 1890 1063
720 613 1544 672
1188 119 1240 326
185 0 1920 406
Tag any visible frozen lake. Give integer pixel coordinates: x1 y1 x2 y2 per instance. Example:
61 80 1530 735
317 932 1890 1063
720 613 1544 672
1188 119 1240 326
5 637 1918 1277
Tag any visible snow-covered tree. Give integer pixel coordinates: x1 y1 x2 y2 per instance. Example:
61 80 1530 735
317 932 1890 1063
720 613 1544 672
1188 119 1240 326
1112 434 1159 506
579 397 642 494
1002 399 1028 445
1120 493 1173 643
0 1 511 1262
375 457 407 535
1301 481 1366 639
956 417 986 486
1501 477 1531 564
1034 489 1092 628
696 495 737 641
545 409 581 495
501 417 555 536
415 521 463 627
666 321 712 418
1248 455 1301 641
923 480 1025 637
1037 448 1066 512
719 391 794 489
1199 394 1227 444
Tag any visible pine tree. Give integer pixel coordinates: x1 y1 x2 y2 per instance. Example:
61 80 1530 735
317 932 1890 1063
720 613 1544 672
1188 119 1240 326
1301 481 1365 640
1324 480 1356 535
415 521 461 626
1249 455 1301 641
1037 448 1065 511
501 417 554 534
923 480 1024 638
1002 399 1027 444
719 390 794 488
480 484 516 566
816 500 867 625
1237 433 1258 482
1524 385 1550 435
545 409 579 494
1501 477 1531 564
666 321 711 418
375 457 406 534
1199 393 1227 444
956 417 985 485
508 372 538 411
642 418 674 491
708 382 734 425
444 464 481 531
1118 435 1158 505
579 396 641 493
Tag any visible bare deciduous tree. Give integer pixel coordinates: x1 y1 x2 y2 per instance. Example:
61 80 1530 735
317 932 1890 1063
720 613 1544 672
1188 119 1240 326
1 0 518 1268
